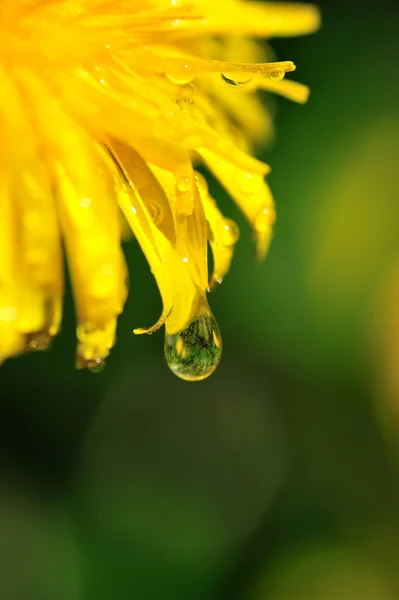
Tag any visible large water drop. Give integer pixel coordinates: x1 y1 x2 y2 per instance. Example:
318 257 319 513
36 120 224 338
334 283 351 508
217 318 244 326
164 311 222 381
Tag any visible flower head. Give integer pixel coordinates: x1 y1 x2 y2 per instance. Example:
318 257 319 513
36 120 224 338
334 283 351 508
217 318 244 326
0 0 319 380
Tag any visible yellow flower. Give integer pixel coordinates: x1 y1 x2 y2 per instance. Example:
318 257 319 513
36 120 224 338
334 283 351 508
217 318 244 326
0 0 319 380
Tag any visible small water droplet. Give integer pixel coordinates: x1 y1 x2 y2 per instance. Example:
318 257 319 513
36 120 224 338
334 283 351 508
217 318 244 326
178 83 196 106
218 219 240 246
221 73 253 87
26 332 52 352
255 206 276 232
166 72 194 86
148 203 164 225
177 175 191 193
164 311 222 381
269 69 285 82
234 171 254 195
87 357 106 374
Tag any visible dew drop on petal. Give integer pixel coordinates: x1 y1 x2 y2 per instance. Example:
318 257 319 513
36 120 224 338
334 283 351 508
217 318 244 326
255 206 276 232
221 73 253 87
177 175 191 193
218 219 240 246
148 202 164 225
234 171 254 195
166 72 195 86
179 83 196 102
269 69 285 82
164 311 222 381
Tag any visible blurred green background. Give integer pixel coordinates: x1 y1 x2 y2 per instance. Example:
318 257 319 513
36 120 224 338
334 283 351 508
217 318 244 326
1 0 399 598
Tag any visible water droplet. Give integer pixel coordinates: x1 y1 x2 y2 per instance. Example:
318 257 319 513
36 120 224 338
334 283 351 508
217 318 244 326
269 69 285 82
164 311 222 381
255 206 276 232
26 331 52 352
221 73 253 87
177 175 191 193
180 83 196 100
148 203 164 225
218 219 240 246
166 72 194 86
87 357 106 374
234 171 254 195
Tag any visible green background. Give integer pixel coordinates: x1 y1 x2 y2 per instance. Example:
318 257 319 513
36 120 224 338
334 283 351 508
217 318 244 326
1 1 399 598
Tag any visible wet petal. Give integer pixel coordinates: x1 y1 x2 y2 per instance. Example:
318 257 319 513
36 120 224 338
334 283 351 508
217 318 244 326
195 172 240 291
198 147 276 260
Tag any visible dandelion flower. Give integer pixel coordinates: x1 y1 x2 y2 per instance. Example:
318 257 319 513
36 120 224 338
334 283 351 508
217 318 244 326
0 0 320 380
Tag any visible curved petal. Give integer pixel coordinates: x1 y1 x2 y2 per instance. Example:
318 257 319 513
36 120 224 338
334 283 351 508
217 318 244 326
198 146 276 260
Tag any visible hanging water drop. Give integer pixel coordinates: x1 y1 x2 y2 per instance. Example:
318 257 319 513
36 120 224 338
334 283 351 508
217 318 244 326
221 73 253 87
87 357 106 374
164 311 222 381
26 331 52 352
269 69 285 82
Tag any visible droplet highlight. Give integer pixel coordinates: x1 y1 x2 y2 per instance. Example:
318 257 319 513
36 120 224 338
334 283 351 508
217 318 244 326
177 175 191 193
234 171 254 195
218 219 240 246
164 311 222 381
255 206 276 232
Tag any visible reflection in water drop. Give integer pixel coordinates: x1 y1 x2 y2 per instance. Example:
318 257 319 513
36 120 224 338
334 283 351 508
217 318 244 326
269 68 285 82
221 73 253 87
164 312 222 381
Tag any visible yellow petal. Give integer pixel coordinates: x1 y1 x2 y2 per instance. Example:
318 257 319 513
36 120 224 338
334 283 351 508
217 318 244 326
19 70 128 367
104 148 200 336
249 77 310 103
198 146 276 260
195 172 240 291
184 1 321 38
